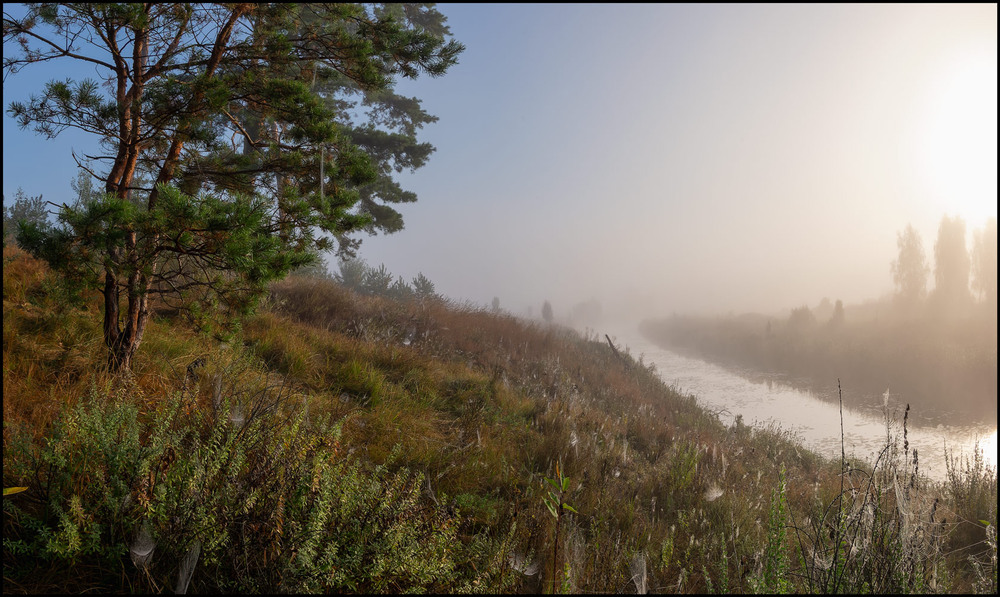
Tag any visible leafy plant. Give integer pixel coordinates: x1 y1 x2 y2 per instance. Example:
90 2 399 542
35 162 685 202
2 371 515 593
753 463 789 594
542 462 578 592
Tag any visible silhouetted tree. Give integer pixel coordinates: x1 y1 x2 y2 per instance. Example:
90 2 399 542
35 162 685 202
814 297 834 322
70 168 102 209
5 4 462 371
492 296 500 312
542 300 553 323
363 263 394 296
336 257 368 291
787 305 816 332
389 276 414 301
890 224 929 311
292 257 335 280
931 215 972 315
970 217 997 309
412 272 437 300
829 299 844 328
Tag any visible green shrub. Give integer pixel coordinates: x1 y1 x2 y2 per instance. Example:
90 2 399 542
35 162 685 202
946 443 998 593
3 376 517 593
753 463 790 594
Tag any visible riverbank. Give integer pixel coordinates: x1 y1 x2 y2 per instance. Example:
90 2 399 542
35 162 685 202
638 310 997 427
3 246 996 593
616 326 997 483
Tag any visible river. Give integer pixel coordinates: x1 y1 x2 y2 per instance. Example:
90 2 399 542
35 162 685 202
605 326 998 482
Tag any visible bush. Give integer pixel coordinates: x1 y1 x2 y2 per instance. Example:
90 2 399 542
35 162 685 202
3 375 517 593
945 442 998 592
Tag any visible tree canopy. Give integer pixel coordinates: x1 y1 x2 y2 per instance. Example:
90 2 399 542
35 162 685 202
334 257 438 302
3 187 48 244
3 3 463 370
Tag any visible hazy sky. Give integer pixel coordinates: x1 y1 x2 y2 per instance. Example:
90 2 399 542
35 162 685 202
3 4 997 320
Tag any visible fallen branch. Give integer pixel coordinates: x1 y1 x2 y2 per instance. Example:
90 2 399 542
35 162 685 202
606 334 630 370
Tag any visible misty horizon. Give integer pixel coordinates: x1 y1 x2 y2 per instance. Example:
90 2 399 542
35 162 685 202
4 4 997 320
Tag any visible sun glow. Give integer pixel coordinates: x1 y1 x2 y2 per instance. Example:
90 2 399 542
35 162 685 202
915 46 998 228
985 429 999 472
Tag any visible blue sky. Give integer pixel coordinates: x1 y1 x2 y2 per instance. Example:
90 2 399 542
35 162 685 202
3 4 997 319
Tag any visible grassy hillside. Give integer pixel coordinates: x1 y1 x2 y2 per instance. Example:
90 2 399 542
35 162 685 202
3 245 996 593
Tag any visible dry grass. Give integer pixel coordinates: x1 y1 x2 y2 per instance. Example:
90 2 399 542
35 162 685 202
4 254 995 593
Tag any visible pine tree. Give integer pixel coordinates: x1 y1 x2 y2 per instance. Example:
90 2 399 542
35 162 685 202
5 4 462 371
3 188 48 245
412 272 437 300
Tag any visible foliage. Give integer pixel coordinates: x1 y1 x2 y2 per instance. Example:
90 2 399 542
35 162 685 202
389 276 415 301
4 248 996 594
4 3 463 371
3 188 48 245
971 521 997 595
336 256 370 290
69 168 102 209
945 440 998 592
787 305 816 332
542 463 578 593
363 263 395 296
412 272 438 300
2 376 513 593
290 257 336 281
752 464 789 594
542 300 553 323
335 256 437 301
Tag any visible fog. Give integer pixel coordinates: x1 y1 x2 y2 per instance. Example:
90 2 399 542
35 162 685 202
3 4 996 323
340 4 997 321
2 2 995 470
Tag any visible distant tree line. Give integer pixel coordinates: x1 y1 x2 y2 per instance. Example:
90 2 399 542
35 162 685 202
2 188 46 245
891 215 997 317
3 169 106 246
332 257 439 302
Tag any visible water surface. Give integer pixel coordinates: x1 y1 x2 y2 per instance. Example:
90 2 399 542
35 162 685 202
609 327 997 482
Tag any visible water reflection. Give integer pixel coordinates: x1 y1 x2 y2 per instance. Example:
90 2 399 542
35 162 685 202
615 329 997 481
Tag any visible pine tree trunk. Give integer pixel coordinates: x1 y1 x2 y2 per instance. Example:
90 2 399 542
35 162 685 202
102 258 151 374
108 339 136 373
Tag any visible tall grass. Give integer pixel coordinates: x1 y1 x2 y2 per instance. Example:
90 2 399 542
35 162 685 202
945 441 998 594
4 251 996 593
3 372 517 593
